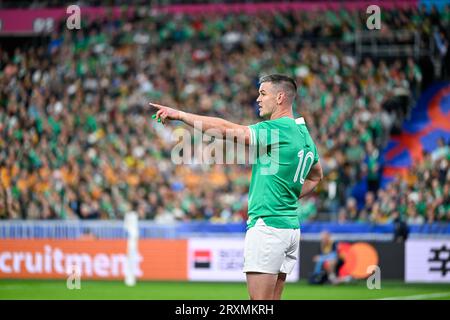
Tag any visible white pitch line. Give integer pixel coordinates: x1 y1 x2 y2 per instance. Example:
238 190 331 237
378 292 450 300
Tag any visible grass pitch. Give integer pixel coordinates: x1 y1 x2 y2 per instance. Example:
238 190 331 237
1 279 450 300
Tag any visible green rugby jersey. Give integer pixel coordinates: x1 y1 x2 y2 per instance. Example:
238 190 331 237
247 116 319 229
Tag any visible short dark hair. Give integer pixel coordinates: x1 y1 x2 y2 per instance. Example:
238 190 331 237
259 74 297 102
259 74 297 92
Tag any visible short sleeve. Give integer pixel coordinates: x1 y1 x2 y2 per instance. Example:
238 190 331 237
312 141 320 165
301 120 320 165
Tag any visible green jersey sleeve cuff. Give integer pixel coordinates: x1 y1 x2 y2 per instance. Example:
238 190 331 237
248 126 257 146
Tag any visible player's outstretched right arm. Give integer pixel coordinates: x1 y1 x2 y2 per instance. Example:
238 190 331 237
148 102 251 145
299 161 323 199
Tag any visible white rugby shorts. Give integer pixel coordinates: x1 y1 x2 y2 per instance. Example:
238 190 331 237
243 218 300 274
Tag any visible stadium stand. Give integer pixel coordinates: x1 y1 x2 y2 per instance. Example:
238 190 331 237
0 1 448 229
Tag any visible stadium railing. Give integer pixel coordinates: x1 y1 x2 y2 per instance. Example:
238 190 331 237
0 220 449 241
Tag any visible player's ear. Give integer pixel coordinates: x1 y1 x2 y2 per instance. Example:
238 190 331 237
276 92 284 105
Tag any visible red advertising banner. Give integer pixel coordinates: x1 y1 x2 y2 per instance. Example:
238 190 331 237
0 239 188 281
0 1 417 34
0 7 136 34
158 1 417 15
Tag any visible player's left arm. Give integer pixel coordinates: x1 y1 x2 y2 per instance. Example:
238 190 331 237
148 102 251 145
299 160 323 199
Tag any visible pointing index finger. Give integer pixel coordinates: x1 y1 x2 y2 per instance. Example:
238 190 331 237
148 102 165 110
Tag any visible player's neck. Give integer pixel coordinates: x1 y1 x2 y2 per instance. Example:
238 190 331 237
270 107 293 120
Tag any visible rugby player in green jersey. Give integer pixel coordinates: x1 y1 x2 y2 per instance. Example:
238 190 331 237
149 74 323 300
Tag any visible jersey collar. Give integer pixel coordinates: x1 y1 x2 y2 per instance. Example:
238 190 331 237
295 117 305 125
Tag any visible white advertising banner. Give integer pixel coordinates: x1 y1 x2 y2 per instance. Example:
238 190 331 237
187 238 299 282
405 239 450 283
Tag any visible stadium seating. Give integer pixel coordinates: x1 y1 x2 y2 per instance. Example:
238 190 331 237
0 2 448 226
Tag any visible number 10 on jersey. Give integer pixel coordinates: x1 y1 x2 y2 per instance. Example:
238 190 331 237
293 150 314 184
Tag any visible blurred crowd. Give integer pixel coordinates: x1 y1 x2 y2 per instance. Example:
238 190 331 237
0 5 449 223
339 139 449 225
